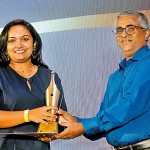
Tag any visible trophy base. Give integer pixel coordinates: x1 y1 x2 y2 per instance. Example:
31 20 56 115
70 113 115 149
38 122 58 133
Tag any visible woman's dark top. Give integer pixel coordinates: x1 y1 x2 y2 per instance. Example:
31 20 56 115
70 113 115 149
0 65 67 150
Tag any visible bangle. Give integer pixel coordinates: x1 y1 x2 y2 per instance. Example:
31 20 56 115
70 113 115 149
24 109 30 122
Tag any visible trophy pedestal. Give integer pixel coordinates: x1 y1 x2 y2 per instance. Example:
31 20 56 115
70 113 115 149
38 122 58 133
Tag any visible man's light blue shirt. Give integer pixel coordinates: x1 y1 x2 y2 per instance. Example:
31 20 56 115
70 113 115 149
77 45 150 147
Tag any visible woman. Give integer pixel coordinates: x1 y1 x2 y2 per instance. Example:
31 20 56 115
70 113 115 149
0 19 67 150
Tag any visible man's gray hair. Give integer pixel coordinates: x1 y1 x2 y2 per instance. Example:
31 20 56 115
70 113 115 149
117 10 149 29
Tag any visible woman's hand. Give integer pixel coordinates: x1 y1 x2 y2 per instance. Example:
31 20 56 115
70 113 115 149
28 106 58 124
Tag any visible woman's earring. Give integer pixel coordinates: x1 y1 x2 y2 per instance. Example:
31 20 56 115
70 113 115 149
32 48 36 58
6 51 10 61
2 51 10 61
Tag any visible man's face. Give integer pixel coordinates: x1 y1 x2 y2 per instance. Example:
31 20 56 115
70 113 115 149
116 15 148 60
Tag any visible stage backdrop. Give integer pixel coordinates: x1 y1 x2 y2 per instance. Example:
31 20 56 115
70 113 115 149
0 0 150 150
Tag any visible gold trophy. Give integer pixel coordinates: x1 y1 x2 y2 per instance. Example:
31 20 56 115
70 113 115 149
38 71 60 133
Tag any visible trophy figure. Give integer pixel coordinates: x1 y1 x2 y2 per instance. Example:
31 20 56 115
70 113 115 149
38 71 60 133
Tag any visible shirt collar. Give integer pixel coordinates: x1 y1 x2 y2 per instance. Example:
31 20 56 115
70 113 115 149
119 59 126 69
119 45 150 69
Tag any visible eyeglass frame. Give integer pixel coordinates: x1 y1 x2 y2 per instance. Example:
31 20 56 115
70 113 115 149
112 24 146 37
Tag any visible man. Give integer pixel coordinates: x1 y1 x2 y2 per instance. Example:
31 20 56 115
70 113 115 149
55 10 150 150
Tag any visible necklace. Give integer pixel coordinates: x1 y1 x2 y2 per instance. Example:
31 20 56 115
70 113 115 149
10 63 34 91
15 64 34 78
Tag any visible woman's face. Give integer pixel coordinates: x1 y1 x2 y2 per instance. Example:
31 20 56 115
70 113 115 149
7 25 35 63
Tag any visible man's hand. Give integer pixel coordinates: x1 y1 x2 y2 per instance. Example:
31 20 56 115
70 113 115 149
58 109 77 123
54 109 85 139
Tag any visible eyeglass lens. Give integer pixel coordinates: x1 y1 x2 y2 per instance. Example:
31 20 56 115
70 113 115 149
116 25 136 36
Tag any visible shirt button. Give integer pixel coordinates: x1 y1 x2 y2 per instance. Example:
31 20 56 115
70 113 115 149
91 130 95 133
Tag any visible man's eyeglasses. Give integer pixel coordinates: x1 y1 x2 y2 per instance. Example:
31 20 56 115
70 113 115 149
112 25 146 36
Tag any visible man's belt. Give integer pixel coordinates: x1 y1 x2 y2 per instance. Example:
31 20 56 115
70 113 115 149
113 139 150 150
